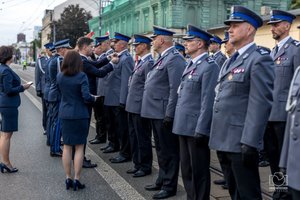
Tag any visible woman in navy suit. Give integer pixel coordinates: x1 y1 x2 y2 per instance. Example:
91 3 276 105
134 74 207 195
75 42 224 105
57 50 96 191
0 46 31 173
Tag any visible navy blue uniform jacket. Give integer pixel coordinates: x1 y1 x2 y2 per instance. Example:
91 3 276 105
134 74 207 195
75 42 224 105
0 64 24 108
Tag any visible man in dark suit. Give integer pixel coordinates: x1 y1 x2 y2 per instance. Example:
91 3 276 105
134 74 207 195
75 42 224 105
209 35 227 68
89 36 113 145
105 32 134 163
77 36 118 168
209 6 274 200
141 26 186 199
173 25 219 200
265 10 300 200
125 34 153 178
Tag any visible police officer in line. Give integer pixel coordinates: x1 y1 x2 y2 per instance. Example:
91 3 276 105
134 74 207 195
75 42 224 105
280 63 300 200
48 39 72 157
141 26 186 199
125 34 153 178
209 6 274 200
222 31 235 57
43 43 56 146
89 35 114 145
174 42 186 58
209 35 227 68
265 10 300 200
77 36 118 168
35 43 51 136
104 32 134 163
172 25 219 200
212 31 233 190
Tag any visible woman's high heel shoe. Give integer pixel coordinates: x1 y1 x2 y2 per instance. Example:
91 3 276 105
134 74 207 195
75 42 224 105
65 178 73 190
0 163 18 173
73 179 85 191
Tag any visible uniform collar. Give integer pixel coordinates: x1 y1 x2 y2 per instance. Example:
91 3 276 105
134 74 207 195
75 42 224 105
117 49 128 56
161 46 174 57
237 42 255 59
140 53 152 62
277 35 291 50
192 52 208 63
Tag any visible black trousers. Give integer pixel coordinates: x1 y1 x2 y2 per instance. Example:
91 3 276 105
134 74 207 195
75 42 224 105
264 121 286 175
128 112 152 172
151 119 179 193
41 96 47 132
179 135 210 200
93 96 107 141
290 187 300 200
217 151 262 200
106 106 130 158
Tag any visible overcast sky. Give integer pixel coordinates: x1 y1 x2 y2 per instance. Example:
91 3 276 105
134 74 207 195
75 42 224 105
0 0 67 45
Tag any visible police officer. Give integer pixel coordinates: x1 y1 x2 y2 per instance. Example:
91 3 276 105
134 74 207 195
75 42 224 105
174 42 186 58
43 43 56 146
77 36 118 168
209 6 274 200
280 66 300 200
173 25 219 200
35 43 51 135
265 10 300 200
222 31 235 57
89 35 114 145
104 33 134 162
48 39 71 157
209 35 227 68
126 34 153 178
141 26 186 199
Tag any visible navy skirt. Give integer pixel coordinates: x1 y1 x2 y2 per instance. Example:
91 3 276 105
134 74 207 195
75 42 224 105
61 119 89 145
0 107 18 132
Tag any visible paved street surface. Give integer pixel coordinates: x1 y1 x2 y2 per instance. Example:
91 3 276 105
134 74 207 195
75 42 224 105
0 64 273 200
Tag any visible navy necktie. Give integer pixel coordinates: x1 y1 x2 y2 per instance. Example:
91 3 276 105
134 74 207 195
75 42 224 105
226 51 239 70
273 45 279 56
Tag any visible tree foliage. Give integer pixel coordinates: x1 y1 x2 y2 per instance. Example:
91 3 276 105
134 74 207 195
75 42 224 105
50 4 92 47
291 0 300 9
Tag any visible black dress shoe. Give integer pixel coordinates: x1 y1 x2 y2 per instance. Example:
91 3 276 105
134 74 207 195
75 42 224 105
213 179 226 185
103 146 118 153
110 155 129 163
133 170 151 178
82 160 97 168
222 184 229 190
126 168 139 174
89 138 105 144
100 145 110 151
152 190 176 199
144 184 161 191
50 151 62 157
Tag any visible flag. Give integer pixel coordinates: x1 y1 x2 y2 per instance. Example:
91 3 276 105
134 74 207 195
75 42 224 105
105 30 110 36
86 31 95 38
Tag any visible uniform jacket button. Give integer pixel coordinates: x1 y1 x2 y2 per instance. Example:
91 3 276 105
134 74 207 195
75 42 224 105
292 134 298 140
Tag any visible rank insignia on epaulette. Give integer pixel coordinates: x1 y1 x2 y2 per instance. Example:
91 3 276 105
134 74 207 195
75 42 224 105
292 40 300 46
257 48 269 55
206 57 214 63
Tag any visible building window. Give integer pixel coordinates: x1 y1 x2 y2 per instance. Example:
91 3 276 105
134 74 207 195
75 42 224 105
225 4 232 20
153 5 159 25
134 12 140 33
161 2 168 26
121 17 126 33
143 10 149 32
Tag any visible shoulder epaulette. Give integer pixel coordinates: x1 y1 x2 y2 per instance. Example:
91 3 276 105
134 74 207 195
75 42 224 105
206 56 215 64
256 47 270 55
291 40 300 47
172 49 179 55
